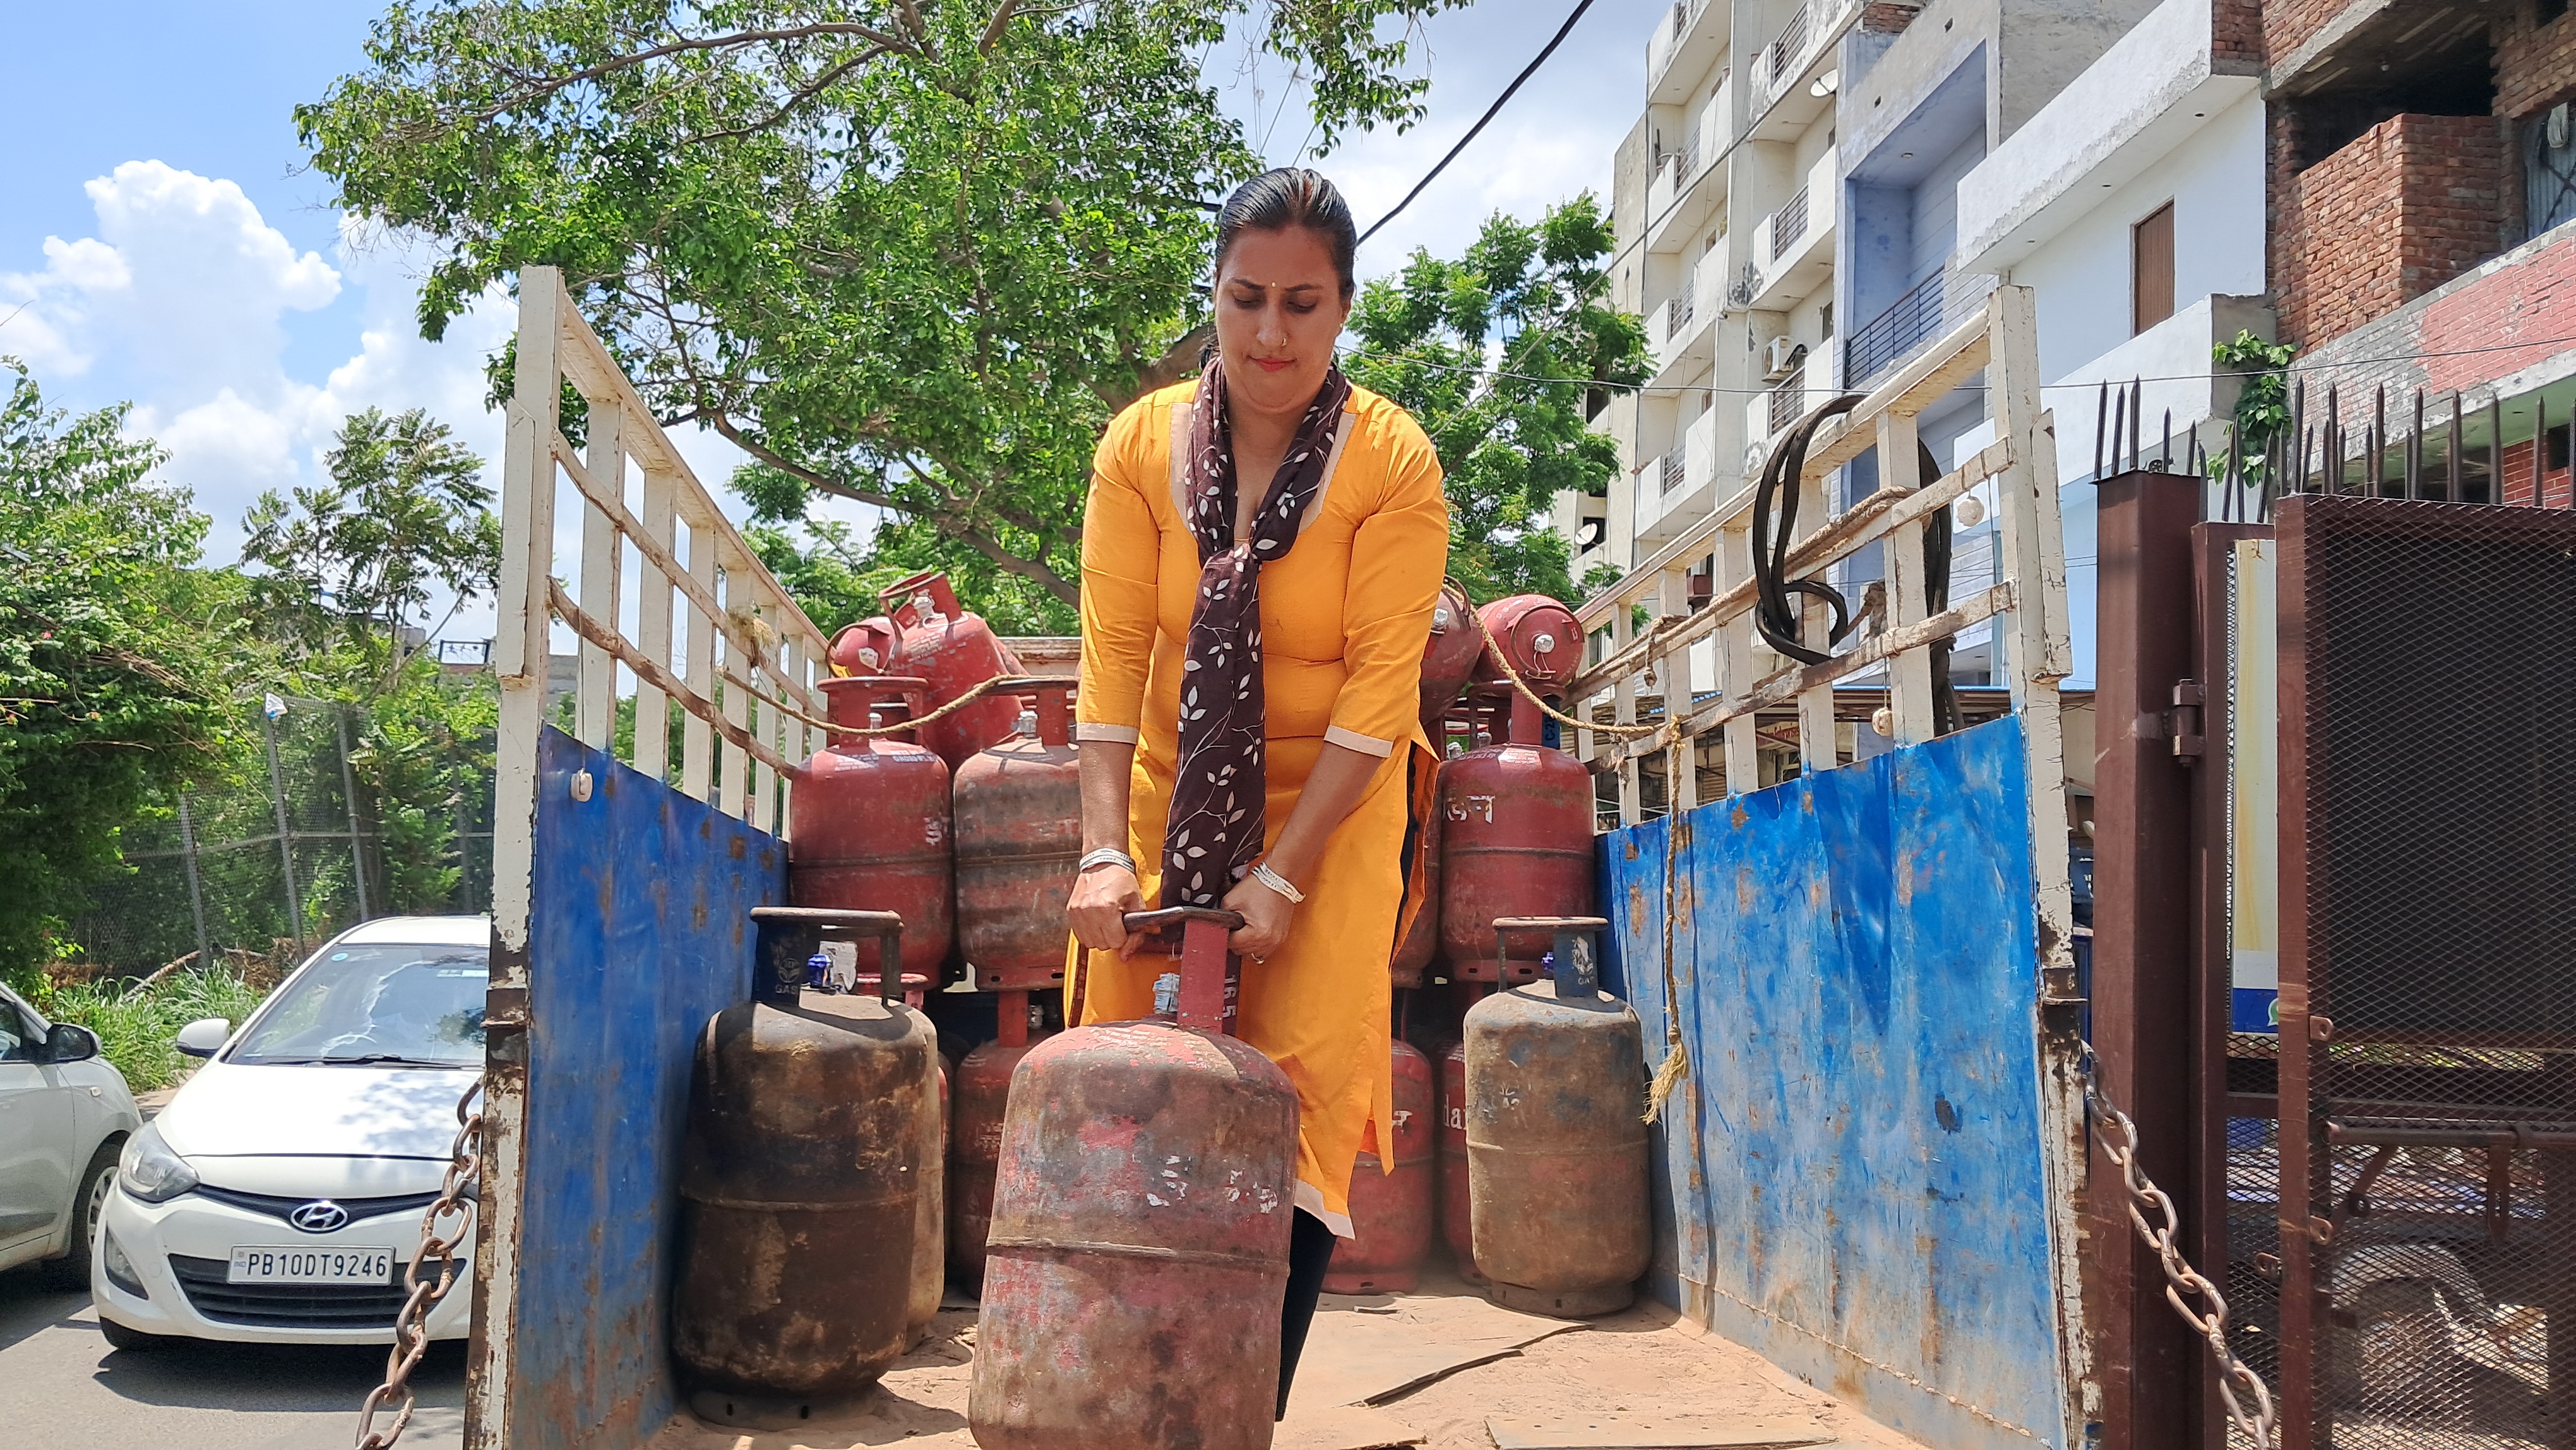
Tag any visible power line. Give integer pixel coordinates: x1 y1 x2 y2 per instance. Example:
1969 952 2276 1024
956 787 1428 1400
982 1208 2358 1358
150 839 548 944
1355 0 1600 248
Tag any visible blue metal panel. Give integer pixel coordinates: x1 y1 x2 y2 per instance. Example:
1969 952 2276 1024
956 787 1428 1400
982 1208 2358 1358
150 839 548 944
514 728 784 1450
1602 717 2065 1449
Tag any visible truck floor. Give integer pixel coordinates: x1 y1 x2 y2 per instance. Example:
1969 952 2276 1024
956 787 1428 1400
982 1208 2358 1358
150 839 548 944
642 1262 1927 1450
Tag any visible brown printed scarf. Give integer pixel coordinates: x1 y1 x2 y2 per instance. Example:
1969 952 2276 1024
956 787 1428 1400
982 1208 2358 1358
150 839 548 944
1159 356 1353 909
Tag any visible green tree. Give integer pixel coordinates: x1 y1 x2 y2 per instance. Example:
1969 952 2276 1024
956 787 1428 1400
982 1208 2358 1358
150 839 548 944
241 407 498 692
0 361 249 988
297 0 1470 614
1344 195 1648 603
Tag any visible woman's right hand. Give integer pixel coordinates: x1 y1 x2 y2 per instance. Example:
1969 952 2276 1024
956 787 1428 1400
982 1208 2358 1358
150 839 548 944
1068 863 1147 957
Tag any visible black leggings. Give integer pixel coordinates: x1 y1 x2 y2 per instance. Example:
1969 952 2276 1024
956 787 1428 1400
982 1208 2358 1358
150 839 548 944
1275 1208 1339 1420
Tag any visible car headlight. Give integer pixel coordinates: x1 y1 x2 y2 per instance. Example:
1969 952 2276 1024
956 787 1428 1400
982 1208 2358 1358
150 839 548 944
117 1123 200 1204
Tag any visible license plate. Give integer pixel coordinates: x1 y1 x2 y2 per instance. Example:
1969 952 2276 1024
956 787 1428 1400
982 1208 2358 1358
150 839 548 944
227 1246 393 1285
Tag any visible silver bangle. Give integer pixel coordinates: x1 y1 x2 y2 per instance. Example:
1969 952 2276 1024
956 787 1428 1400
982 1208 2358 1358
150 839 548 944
1249 860 1306 904
1078 848 1138 876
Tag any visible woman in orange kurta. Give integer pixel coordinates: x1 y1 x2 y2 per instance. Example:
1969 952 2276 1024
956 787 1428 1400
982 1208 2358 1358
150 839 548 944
1063 168 1446 1418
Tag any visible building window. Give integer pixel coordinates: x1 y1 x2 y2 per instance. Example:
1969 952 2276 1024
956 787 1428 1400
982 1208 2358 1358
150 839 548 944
2132 201 2176 335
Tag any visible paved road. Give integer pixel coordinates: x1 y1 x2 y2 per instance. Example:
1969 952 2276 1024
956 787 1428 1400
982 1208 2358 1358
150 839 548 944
0 1262 465 1448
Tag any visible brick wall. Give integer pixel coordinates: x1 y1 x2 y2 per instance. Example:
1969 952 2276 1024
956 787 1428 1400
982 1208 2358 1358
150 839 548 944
1859 2 1919 35
2263 0 2362 73
2494 1 2576 122
2276 113 2509 349
2213 0 2262 67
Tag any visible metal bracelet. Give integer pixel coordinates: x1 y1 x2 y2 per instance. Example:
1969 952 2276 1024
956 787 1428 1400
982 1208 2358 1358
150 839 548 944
1077 848 1138 876
1249 860 1306 904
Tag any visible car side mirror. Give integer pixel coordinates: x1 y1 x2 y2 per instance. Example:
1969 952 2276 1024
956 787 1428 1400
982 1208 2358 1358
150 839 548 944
175 1018 230 1059
44 1023 100 1064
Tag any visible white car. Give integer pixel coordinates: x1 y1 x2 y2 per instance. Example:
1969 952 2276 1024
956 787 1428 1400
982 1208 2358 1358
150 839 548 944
0 981 140 1286
93 916 487 1350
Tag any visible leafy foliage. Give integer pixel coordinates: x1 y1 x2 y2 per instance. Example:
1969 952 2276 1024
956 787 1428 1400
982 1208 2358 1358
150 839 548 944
241 407 499 690
299 0 1469 613
1344 196 1648 603
2215 329 2296 482
35 966 266 1093
0 362 249 990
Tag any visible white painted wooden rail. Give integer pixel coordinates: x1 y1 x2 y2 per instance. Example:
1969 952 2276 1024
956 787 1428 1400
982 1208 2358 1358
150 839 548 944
489 266 833 956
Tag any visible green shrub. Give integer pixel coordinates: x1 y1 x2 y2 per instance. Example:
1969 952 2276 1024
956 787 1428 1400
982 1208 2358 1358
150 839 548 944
38 967 266 1092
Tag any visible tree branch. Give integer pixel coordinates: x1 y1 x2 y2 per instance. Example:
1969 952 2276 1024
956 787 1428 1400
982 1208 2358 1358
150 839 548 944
1102 321 1212 412
441 23 915 129
680 49 883 146
978 0 1025 52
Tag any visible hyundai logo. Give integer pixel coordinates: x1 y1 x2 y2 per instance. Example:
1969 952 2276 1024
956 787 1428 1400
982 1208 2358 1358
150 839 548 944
289 1200 351 1233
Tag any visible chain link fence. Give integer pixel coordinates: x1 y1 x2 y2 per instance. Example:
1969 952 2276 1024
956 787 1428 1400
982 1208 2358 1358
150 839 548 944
61 690 496 978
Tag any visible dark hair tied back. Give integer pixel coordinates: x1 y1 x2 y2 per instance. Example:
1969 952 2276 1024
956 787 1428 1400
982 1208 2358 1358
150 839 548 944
1215 168 1359 303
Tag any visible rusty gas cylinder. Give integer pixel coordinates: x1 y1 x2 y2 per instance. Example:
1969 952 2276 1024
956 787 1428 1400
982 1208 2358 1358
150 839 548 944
949 990 1049 1284
1474 594 1580 696
791 677 953 983
827 613 901 676
1438 1028 1482 1285
1440 692 1594 984
970 908 1298 1449
1324 1038 1436 1293
673 909 934 1426
955 678 1080 992
1464 918 1649 1319
1419 581 1482 729
880 570 1027 767
1390 801 1441 988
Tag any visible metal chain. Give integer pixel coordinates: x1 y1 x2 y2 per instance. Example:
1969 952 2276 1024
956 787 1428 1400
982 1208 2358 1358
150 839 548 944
2076 1045 2278 1446
354 1079 483 1450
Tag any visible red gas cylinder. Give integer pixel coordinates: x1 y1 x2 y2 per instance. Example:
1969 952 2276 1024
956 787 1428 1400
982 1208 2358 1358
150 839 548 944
1419 581 1482 729
1440 693 1595 984
880 570 1027 768
1439 1031 1482 1285
790 677 954 983
970 909 1297 1449
953 678 1080 992
826 614 901 676
1390 802 1441 988
1324 1039 1436 1293
1475 594 1582 696
949 991 1049 1284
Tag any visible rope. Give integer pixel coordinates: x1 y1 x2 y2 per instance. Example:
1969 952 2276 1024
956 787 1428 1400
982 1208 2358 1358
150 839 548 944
1451 577 1662 739
1644 743 1691 1123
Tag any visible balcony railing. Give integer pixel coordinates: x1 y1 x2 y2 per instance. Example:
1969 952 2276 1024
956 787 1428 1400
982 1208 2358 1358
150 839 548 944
1767 366 1807 436
1660 440 1688 494
1662 291 1696 342
1767 185 1811 262
1842 268 2001 388
1767 3 1811 88
1647 0 1714 86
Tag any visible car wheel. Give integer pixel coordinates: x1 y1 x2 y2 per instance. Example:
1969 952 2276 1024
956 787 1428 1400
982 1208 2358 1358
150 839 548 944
98 1315 165 1352
40 1141 121 1291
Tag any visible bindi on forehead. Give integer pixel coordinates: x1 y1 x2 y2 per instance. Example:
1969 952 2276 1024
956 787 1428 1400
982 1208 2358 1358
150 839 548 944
1226 278 1327 296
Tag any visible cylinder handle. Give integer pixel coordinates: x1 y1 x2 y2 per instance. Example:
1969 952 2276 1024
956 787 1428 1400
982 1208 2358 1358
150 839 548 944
1493 916 1611 998
749 906 905 1005
1123 908 1247 1034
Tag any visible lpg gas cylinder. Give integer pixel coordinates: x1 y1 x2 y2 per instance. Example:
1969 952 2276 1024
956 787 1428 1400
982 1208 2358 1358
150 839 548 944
880 570 1027 767
1390 802 1441 988
827 614 901 676
1438 1031 1482 1285
673 909 934 1425
970 909 1298 1450
954 678 1080 993
791 677 953 982
1419 582 1482 729
948 991 1049 1284
1464 918 1649 1319
1474 594 1581 696
1440 692 1594 983
1324 1038 1436 1293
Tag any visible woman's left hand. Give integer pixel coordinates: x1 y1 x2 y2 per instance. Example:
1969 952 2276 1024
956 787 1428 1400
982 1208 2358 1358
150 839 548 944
1222 871 1297 962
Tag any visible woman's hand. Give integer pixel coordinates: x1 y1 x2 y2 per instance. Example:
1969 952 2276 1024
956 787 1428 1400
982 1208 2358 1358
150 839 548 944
1222 870 1297 962
1068 863 1148 958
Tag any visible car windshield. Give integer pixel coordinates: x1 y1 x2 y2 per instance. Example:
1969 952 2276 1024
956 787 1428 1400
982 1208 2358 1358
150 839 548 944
229 944 487 1067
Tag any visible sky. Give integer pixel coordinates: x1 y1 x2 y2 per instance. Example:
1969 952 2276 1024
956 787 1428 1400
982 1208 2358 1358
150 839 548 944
0 0 1661 639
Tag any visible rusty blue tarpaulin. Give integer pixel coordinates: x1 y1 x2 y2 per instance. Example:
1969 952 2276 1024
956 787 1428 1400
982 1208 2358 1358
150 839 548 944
491 728 784 1450
1604 716 2070 1449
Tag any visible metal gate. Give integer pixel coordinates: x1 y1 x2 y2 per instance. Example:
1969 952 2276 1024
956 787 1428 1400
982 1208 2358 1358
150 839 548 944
2274 494 2573 1449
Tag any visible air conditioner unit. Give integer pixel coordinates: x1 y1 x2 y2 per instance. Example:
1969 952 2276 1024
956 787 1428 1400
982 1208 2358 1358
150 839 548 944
1761 335 1806 381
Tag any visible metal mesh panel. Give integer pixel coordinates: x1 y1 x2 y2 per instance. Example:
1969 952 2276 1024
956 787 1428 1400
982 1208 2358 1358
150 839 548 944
2279 495 2575 1449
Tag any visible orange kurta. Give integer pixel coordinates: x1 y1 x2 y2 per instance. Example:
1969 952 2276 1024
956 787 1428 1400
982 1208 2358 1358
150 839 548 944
1069 378 1447 1235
